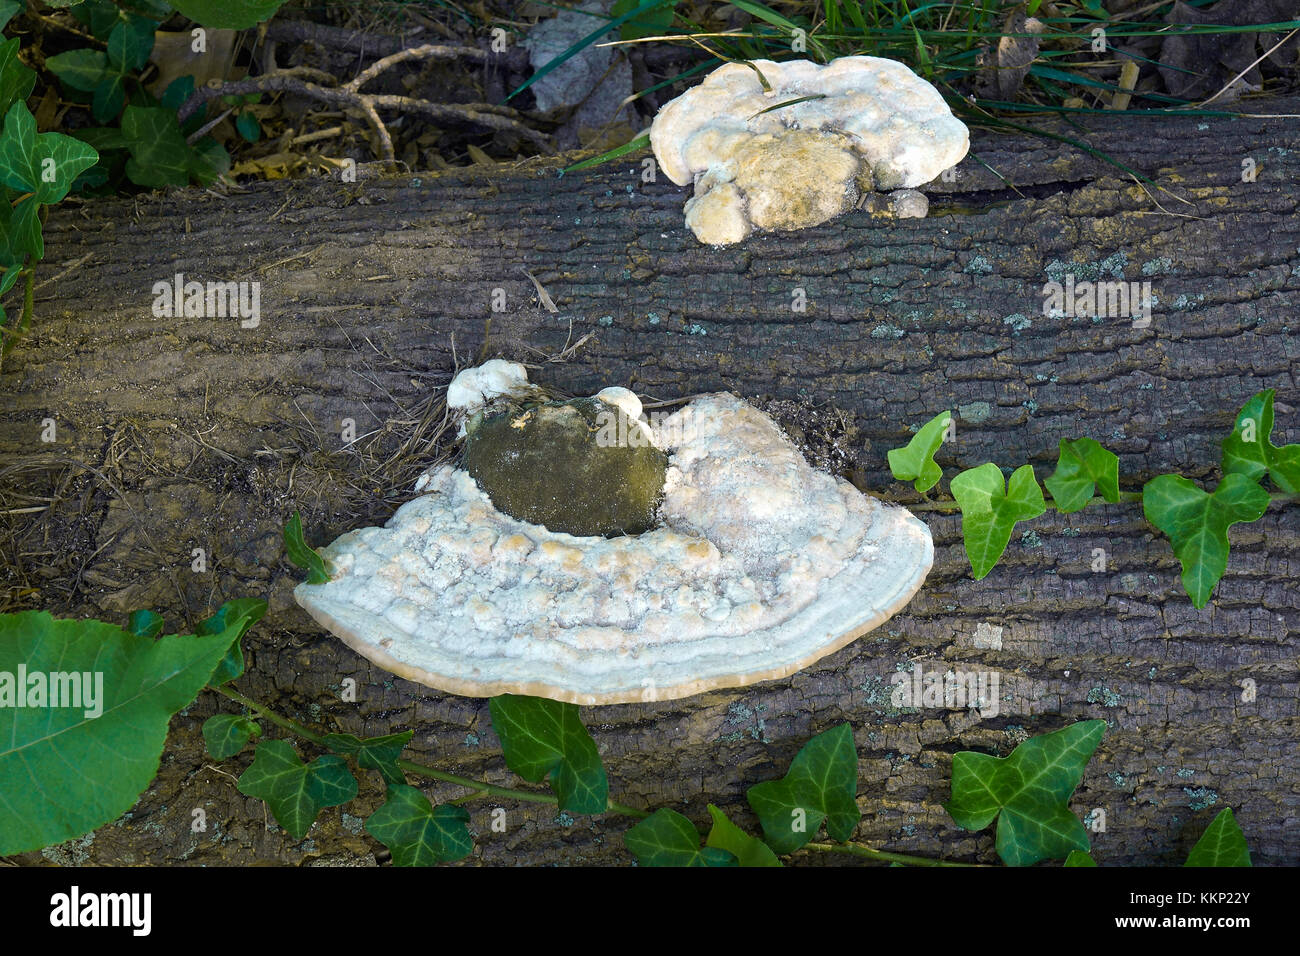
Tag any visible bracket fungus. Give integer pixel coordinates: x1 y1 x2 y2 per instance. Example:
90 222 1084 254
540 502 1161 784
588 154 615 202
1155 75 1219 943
650 56 969 245
295 362 933 705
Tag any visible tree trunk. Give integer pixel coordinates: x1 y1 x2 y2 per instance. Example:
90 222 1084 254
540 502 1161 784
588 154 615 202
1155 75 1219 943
3 99 1298 866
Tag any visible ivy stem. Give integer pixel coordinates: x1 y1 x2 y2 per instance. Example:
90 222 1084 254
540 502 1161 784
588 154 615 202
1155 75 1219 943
804 841 985 867
211 684 648 817
888 489 1295 513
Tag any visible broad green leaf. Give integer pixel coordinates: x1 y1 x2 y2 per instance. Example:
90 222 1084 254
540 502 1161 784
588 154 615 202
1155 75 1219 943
45 49 109 93
188 136 230 186
612 0 677 41
0 101 99 203
1044 437 1120 512
887 410 951 493
0 261 20 295
236 740 358 840
1185 807 1251 867
624 808 736 866
1142 473 1270 608
160 75 195 112
196 597 267 686
705 804 781 867
91 75 125 123
950 463 1046 578
70 127 129 151
489 695 608 814
203 713 260 759
170 0 287 30
235 110 261 142
0 2 20 33
0 610 245 854
1220 389 1300 493
0 37 36 116
106 17 156 73
284 511 329 584
1064 849 1097 866
365 785 472 865
70 0 122 40
945 719 1106 867
746 722 859 854
120 104 191 188
126 608 163 639
322 730 413 786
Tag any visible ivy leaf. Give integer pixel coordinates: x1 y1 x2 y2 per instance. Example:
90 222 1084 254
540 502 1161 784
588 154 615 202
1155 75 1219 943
236 740 358 840
322 731 413 786
612 0 678 40
950 463 1047 578
705 804 781 867
0 610 245 855
746 722 860 855
196 597 267 686
1184 807 1251 867
188 137 231 186
489 695 608 814
624 808 737 866
0 102 98 258
1064 849 1097 866
44 49 109 93
235 110 261 142
1044 437 1120 513
284 511 330 584
1142 473 1270 608
106 17 156 73
203 713 261 759
0 2 21 33
169 0 287 30
365 785 473 866
126 608 163 639
887 410 951 493
1220 389 1300 493
120 104 191 188
0 37 37 116
945 719 1106 867
70 0 122 40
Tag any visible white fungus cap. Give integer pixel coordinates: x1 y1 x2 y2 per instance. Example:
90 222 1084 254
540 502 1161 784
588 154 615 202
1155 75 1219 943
651 56 969 191
296 392 933 705
445 359 532 414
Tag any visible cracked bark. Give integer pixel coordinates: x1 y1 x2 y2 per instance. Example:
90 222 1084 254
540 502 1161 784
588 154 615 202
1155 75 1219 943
2 100 1298 866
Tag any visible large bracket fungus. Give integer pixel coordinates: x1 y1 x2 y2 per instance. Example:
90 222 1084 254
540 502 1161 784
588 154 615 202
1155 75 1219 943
650 56 969 245
295 363 933 704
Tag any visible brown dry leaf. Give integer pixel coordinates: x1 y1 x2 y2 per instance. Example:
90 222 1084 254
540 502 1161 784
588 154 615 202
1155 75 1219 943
977 12 1044 100
148 29 241 95
465 143 495 165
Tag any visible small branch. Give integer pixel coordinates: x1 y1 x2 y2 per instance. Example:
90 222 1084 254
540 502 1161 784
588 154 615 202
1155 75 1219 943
804 841 985 866
343 44 488 93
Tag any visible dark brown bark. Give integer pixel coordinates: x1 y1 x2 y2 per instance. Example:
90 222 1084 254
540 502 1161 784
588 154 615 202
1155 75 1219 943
3 99 1298 866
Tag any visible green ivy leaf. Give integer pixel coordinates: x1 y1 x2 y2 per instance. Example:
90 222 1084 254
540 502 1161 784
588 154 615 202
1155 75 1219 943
188 136 231 186
1220 389 1300 493
203 713 261 759
489 695 608 814
1064 849 1097 866
1184 807 1251 867
45 49 109 93
235 110 261 142
236 740 358 840
0 102 98 258
705 804 781 867
945 719 1106 867
284 511 330 584
887 410 951 493
0 37 36 116
0 261 20 295
1044 437 1120 512
126 608 163 639
196 597 267 686
120 104 191 188
0 610 245 855
169 0 287 30
365 785 473 865
612 0 678 40
0 2 21 33
70 0 122 40
106 17 156 73
322 731 413 786
160 75 195 112
624 808 736 866
950 463 1047 579
746 722 860 855
1142 473 1270 608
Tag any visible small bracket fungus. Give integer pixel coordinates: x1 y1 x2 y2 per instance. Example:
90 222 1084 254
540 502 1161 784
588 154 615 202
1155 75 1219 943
650 56 968 245
296 365 933 705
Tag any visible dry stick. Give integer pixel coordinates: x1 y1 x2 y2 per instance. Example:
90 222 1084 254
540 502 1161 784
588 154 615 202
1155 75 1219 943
177 48 546 166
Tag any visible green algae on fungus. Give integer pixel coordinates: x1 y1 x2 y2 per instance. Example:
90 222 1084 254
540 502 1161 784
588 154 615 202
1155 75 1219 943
462 397 667 538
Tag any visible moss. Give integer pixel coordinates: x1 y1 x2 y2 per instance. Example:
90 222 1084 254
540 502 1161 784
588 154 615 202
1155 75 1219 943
463 397 667 537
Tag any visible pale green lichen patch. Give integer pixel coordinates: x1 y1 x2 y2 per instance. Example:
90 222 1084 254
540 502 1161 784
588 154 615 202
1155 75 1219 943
463 398 667 537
